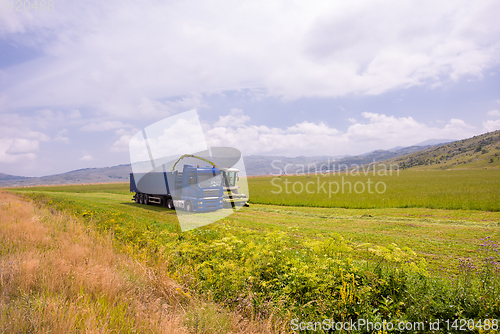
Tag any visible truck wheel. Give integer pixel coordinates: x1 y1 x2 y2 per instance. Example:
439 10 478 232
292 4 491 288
144 194 149 205
135 193 140 203
185 201 192 212
139 193 144 204
167 198 174 210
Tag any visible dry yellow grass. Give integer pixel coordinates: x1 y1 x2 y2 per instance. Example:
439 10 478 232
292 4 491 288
0 191 286 333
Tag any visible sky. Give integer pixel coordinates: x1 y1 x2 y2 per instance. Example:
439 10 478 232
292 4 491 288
1 0 500 177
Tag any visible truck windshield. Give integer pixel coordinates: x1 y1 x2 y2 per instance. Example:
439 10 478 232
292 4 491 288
197 172 222 188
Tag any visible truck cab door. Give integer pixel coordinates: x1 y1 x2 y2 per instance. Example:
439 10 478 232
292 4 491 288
183 171 198 198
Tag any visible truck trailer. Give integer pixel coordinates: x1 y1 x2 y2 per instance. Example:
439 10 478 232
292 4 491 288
130 164 224 212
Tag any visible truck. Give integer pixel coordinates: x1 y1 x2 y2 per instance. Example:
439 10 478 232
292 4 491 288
130 163 224 212
170 154 248 208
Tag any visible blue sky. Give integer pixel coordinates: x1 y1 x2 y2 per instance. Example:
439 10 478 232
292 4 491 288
1 0 500 177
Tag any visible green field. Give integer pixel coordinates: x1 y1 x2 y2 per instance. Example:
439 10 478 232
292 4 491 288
17 169 500 211
8 187 500 271
6 168 500 331
248 168 500 211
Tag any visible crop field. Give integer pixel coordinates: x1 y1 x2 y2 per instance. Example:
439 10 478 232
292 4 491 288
5 168 500 332
248 168 500 211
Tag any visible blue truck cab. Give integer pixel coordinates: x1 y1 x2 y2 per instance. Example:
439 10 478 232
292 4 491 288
174 164 223 211
130 164 224 212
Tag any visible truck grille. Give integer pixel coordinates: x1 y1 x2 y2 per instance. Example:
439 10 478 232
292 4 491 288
204 198 219 209
203 189 219 197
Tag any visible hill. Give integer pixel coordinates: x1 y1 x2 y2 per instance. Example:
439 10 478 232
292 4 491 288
0 173 28 181
0 165 132 187
387 130 500 170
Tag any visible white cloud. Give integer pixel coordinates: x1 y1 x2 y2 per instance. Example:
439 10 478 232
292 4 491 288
32 109 67 128
68 110 81 119
443 118 475 132
6 138 39 154
94 95 208 119
110 127 140 152
1 1 499 109
0 138 37 163
206 110 477 156
54 129 70 143
487 109 500 117
35 109 54 118
483 119 500 132
0 114 52 165
79 155 93 161
81 121 130 132
0 111 77 136
214 108 250 127
143 111 207 161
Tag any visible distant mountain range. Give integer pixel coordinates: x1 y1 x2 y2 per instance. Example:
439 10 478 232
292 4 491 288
0 165 132 187
243 144 438 175
1 135 497 187
414 139 454 146
387 139 452 152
